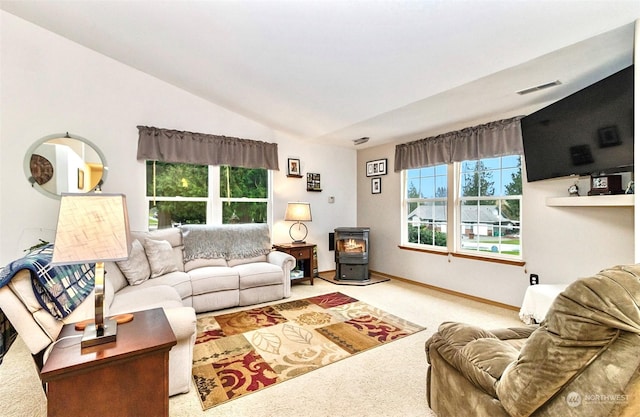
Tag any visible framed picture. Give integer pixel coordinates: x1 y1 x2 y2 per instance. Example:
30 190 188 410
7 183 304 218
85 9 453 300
307 173 322 191
371 177 381 194
287 158 302 177
366 158 388 177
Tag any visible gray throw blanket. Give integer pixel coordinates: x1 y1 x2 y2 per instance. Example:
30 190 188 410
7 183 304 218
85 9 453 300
181 224 272 262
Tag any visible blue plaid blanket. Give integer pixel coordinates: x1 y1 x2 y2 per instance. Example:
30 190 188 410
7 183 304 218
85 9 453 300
0 244 95 364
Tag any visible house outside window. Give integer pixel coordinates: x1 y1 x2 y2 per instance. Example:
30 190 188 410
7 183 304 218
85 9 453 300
146 161 270 230
402 155 522 260
459 156 521 257
406 165 448 248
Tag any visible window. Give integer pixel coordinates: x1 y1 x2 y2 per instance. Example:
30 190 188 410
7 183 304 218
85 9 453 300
402 155 522 260
405 165 448 248
459 156 521 257
146 161 270 230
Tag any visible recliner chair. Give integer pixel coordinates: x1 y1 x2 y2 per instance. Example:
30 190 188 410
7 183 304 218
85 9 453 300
425 264 640 417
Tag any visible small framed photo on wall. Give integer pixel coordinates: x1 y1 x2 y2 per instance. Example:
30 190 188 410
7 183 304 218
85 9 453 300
366 158 388 177
371 177 381 194
307 173 322 191
287 158 302 177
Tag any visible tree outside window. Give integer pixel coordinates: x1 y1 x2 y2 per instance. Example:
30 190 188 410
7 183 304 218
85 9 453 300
146 161 269 230
219 166 268 223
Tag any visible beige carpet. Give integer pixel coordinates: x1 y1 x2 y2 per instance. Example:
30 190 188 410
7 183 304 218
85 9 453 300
0 278 523 417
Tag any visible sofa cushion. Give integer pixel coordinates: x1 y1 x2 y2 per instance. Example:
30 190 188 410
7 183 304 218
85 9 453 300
131 228 185 272
461 338 519 379
188 267 239 295
118 270 192 301
227 254 267 267
132 227 183 248
105 261 128 293
116 239 151 285
108 285 183 315
144 238 179 278
184 257 228 272
234 262 283 289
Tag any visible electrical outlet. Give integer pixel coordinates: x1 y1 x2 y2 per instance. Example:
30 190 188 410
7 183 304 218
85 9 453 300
529 274 539 285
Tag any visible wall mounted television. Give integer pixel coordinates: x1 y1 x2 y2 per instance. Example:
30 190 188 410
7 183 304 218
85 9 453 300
521 65 634 182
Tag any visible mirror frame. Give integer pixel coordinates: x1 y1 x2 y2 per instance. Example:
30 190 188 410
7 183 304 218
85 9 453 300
24 132 108 199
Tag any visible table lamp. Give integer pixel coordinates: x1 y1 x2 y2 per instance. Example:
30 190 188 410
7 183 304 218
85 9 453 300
284 202 312 243
51 193 131 348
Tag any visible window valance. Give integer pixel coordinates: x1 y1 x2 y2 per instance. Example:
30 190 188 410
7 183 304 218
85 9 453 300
394 116 524 171
136 126 279 170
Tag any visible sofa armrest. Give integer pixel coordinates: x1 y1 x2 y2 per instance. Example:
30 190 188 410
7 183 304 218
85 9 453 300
267 250 296 298
267 250 296 272
163 306 196 341
489 325 538 340
426 322 520 398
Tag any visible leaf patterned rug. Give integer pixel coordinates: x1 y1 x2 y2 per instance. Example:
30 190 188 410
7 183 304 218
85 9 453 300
192 292 426 409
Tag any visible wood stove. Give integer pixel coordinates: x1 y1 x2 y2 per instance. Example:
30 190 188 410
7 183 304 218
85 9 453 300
334 227 370 281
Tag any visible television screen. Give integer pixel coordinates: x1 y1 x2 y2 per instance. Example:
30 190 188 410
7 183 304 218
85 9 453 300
521 65 634 182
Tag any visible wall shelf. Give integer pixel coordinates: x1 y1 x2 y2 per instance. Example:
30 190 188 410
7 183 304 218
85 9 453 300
546 194 634 207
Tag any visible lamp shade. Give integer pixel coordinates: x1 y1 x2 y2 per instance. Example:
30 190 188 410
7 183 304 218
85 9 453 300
51 193 131 265
284 202 312 222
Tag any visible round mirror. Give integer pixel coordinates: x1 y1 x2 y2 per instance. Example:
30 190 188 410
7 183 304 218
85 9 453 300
24 132 108 199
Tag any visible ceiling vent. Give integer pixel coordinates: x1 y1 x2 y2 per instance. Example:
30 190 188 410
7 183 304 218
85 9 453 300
516 80 562 95
353 137 370 145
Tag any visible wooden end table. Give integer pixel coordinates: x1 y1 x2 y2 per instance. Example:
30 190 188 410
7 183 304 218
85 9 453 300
273 242 317 285
40 308 177 417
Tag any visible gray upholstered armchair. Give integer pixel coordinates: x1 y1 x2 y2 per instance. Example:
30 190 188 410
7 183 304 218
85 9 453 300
426 264 640 417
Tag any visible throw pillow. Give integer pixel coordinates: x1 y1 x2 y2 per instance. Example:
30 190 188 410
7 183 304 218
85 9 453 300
116 239 151 285
144 238 179 278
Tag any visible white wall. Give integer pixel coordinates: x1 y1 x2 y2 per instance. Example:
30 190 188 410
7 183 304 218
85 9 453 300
357 143 634 308
0 11 356 269
358 21 638 308
273 131 357 271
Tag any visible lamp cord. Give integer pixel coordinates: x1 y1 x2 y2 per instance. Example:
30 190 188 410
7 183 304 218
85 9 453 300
42 334 83 364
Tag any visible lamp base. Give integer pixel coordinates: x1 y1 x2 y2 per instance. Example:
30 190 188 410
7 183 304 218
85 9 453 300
289 222 308 243
81 317 117 349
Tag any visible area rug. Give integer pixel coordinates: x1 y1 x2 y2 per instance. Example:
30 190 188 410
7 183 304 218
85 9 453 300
192 292 425 410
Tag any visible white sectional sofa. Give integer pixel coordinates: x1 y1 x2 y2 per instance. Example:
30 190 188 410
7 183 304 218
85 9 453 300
0 223 296 396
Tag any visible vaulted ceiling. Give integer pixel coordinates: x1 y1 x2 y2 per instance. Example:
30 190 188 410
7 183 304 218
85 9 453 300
2 1 639 148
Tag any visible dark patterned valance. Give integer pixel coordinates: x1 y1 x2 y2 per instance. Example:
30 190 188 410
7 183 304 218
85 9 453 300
394 116 524 171
136 126 279 170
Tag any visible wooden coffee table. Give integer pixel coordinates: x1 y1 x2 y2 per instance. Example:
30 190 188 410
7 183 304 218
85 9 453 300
40 308 177 417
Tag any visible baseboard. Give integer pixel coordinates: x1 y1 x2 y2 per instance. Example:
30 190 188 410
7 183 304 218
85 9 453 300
317 269 519 312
